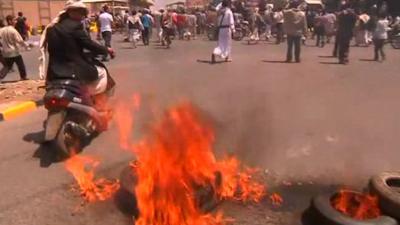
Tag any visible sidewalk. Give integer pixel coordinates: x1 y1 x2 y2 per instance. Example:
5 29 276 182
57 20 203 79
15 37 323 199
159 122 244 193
0 80 44 121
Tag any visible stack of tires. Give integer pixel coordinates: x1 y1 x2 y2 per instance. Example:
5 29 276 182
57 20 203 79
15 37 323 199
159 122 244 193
304 171 400 225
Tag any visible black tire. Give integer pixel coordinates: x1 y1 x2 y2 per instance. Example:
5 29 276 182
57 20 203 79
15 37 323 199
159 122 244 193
391 37 400 49
233 31 243 41
308 191 398 225
207 29 216 41
120 165 138 195
119 166 221 215
370 172 400 219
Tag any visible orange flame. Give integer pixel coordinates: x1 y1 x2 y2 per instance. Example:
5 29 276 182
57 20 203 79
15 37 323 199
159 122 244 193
115 94 141 150
270 193 284 206
131 103 266 225
331 189 382 220
65 155 120 202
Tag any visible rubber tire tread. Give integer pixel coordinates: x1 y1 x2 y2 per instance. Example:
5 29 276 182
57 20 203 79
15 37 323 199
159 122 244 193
370 172 400 219
310 191 398 225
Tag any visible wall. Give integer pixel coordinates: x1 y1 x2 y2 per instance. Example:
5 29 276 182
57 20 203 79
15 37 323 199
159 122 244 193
0 0 65 27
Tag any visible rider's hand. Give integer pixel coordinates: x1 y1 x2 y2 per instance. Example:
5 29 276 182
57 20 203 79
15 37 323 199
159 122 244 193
108 48 115 59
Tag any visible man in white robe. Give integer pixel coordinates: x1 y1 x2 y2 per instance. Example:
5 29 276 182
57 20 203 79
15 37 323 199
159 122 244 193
212 0 235 63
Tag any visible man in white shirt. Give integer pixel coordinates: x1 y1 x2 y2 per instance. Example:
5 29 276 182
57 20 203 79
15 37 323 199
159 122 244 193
0 15 29 81
99 5 113 61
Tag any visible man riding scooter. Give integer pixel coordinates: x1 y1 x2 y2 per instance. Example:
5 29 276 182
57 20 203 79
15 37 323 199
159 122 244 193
41 0 114 95
39 0 115 157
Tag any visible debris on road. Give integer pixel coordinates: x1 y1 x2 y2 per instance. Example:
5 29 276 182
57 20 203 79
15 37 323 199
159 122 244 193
0 80 44 103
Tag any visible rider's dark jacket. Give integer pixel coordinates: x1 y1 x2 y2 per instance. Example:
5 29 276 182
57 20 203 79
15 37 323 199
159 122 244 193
46 17 108 83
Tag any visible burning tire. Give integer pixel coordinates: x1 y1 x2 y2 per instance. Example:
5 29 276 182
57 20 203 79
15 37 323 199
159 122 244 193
307 190 398 225
370 172 400 219
118 164 222 216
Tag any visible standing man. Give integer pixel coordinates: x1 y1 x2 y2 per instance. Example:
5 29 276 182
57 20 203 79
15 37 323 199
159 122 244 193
283 1 307 63
0 15 29 81
141 9 153 46
99 5 113 61
211 0 235 63
15 12 28 41
336 5 357 64
372 14 390 61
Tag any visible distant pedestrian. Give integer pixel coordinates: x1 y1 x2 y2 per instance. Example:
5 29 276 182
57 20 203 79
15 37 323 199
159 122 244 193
0 15 29 81
306 9 317 38
211 0 235 63
273 8 284 44
336 5 357 64
15 12 28 41
283 1 307 63
314 11 326 47
141 10 153 45
99 5 113 61
186 13 197 40
128 10 144 48
263 4 274 40
354 11 370 47
154 9 163 42
372 14 390 61
176 11 186 40
161 10 173 48
249 7 265 41
323 11 336 43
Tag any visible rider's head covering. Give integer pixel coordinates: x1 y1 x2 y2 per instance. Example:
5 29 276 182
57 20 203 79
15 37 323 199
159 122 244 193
64 0 88 14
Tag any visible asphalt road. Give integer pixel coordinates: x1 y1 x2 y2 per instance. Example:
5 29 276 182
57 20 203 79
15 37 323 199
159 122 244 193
1 35 400 225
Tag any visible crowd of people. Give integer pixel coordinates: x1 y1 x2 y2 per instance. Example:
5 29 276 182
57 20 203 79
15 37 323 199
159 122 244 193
0 0 399 83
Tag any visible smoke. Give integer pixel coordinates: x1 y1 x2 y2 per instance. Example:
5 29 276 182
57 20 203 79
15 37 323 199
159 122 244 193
116 58 400 187
187 81 400 186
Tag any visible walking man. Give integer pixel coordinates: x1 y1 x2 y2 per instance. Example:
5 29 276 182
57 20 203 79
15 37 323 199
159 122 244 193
0 15 29 81
99 5 113 61
211 0 235 63
336 5 357 64
128 10 143 48
141 10 153 46
283 1 307 63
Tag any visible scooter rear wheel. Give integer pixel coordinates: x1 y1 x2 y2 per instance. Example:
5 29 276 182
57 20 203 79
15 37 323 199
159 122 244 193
54 121 82 158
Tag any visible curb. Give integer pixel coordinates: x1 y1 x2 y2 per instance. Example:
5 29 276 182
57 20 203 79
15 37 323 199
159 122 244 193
0 99 44 122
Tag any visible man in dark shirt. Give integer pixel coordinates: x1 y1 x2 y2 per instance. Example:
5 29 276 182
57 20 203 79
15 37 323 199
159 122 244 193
336 5 357 64
15 12 28 40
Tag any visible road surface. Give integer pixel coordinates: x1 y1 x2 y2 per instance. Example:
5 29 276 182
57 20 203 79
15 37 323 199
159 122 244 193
1 36 400 225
